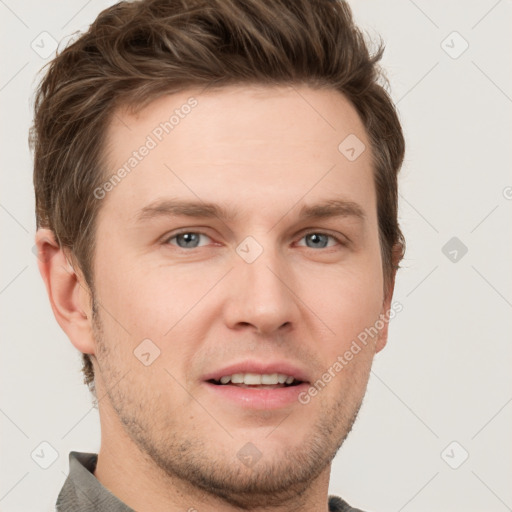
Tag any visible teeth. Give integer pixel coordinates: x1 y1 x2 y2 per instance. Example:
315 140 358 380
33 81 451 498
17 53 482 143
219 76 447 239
244 373 262 385
261 373 279 384
216 373 297 385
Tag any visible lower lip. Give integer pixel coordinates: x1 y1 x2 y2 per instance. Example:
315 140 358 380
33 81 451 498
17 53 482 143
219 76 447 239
203 382 310 410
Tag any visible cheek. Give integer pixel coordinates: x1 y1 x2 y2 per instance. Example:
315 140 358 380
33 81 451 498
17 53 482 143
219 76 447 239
94 251 221 353
310 244 383 308
302 254 384 353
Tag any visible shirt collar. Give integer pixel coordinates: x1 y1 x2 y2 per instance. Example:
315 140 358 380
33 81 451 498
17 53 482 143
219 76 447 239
56 451 134 511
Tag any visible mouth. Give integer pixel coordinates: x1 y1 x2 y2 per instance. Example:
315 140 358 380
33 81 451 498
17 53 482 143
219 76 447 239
203 370 310 410
207 372 306 389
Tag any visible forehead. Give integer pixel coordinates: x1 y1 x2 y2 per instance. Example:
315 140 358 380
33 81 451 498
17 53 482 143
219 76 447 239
100 84 376 226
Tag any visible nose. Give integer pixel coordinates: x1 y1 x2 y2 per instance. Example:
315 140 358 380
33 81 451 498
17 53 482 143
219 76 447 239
223 243 300 336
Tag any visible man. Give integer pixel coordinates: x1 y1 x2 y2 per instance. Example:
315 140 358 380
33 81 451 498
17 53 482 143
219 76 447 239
31 0 405 510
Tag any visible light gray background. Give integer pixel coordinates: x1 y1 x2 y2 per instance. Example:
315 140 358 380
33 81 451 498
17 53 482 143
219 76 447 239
1 1 511 511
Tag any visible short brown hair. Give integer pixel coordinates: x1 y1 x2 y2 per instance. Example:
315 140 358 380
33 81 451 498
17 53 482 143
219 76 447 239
31 0 406 395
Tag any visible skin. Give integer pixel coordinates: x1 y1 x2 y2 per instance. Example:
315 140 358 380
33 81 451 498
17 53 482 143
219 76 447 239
37 85 399 512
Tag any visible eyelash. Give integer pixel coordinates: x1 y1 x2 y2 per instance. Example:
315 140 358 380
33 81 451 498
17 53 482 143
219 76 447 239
163 229 347 250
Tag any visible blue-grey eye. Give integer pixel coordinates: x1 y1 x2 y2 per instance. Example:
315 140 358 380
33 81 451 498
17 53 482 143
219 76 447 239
303 233 331 249
170 232 209 248
301 233 340 249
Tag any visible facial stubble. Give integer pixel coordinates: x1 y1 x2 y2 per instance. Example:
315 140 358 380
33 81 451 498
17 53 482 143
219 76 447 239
90 296 368 509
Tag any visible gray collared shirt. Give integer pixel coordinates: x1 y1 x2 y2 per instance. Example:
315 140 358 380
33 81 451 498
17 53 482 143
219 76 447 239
56 451 366 511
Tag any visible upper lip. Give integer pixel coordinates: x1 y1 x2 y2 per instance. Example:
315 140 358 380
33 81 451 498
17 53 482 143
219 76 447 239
203 360 310 383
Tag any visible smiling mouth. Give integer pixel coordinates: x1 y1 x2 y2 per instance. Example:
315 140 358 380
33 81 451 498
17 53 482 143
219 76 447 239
207 379 303 389
204 372 309 409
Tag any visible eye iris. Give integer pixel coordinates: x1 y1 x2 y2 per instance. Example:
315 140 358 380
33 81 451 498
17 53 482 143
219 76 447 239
177 233 200 248
306 233 328 248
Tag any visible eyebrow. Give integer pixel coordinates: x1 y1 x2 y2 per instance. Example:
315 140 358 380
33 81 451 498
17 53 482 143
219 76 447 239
135 197 366 224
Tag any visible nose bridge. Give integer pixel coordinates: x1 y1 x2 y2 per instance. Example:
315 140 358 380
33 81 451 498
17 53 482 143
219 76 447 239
227 237 297 333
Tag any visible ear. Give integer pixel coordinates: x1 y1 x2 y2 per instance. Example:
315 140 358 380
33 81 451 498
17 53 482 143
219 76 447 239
375 243 403 354
35 228 96 355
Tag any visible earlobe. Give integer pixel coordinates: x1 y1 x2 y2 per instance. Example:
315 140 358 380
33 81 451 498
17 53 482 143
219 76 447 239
376 242 403 353
35 228 96 355
375 318 389 354
375 293 393 353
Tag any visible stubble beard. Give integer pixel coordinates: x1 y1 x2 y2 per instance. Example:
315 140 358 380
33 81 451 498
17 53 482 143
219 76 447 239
91 299 365 509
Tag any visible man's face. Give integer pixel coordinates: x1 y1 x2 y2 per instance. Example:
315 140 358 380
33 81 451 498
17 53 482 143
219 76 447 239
90 85 392 506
